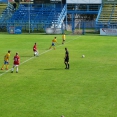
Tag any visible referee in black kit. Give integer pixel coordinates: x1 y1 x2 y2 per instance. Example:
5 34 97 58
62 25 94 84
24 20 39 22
64 48 70 69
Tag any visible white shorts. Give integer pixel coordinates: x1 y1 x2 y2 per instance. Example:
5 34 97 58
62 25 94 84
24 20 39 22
14 65 19 67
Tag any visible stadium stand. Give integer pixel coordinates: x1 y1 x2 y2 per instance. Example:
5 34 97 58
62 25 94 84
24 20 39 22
0 4 7 29
110 4 117 24
96 3 117 29
0 0 117 33
0 3 14 30
0 4 7 14
5 3 66 32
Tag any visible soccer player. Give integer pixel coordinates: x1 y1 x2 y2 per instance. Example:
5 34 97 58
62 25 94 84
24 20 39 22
33 43 39 56
49 37 57 50
1 50 11 70
62 33 66 44
64 48 69 69
11 52 20 73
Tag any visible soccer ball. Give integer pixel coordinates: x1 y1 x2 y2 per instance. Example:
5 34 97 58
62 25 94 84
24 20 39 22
82 55 85 58
34 51 39 56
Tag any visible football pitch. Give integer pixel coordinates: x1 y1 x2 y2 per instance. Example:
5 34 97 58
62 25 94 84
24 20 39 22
0 34 117 117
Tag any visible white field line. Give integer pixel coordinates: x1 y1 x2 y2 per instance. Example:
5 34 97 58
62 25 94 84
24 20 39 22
0 36 81 77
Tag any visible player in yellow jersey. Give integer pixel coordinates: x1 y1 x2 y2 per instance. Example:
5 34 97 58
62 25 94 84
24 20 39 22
49 37 57 50
1 50 11 70
62 33 66 44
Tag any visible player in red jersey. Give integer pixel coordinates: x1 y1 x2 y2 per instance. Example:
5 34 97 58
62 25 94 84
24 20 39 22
33 43 39 56
11 52 20 73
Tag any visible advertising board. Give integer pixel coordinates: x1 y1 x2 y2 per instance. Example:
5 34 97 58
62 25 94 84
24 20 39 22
100 28 117 35
8 26 22 34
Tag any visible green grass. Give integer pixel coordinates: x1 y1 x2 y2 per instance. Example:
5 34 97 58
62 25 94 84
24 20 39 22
0 34 117 117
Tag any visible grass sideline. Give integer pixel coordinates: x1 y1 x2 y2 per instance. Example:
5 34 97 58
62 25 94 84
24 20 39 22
0 34 117 117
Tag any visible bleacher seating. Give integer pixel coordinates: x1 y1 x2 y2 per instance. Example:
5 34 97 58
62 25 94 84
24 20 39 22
0 4 7 14
0 3 14 30
6 3 67 31
96 3 117 29
110 4 117 24
0 4 7 29
0 3 67 31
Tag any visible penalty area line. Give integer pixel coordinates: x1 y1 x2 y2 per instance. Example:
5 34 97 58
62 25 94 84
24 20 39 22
0 36 81 77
